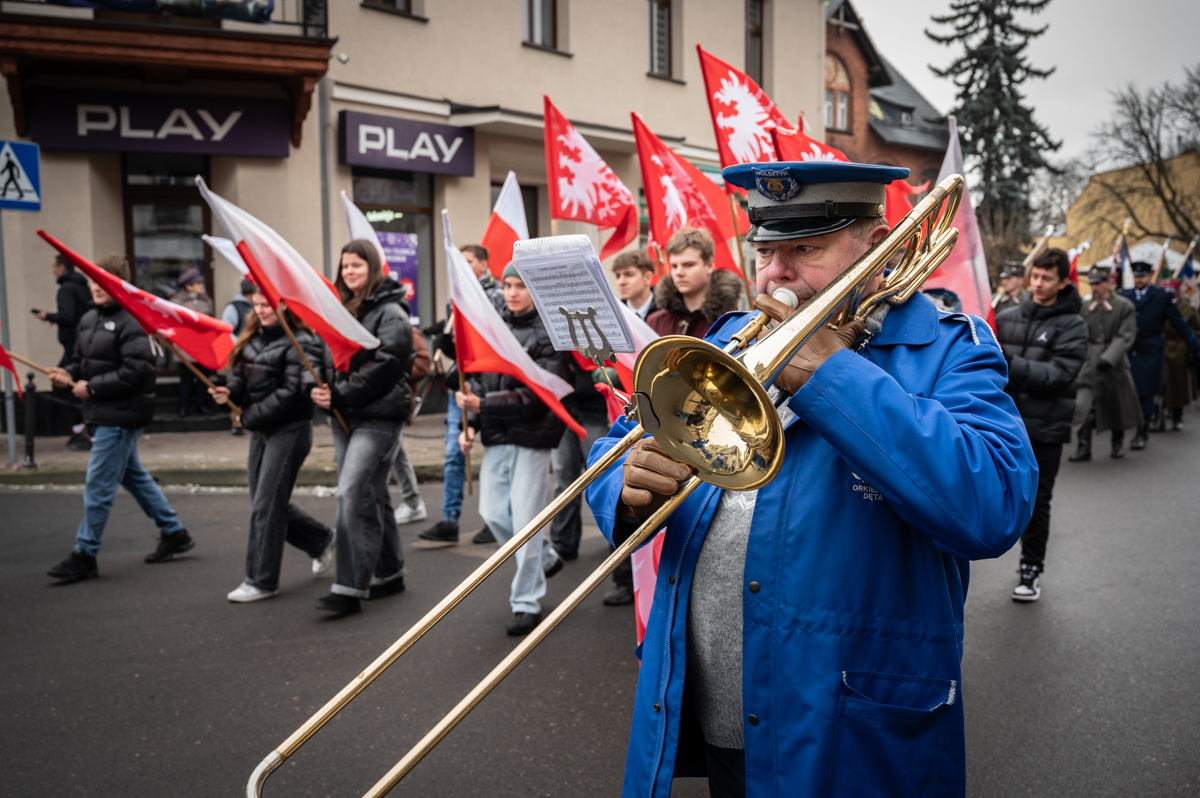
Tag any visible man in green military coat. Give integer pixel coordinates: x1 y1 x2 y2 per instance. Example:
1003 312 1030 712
992 263 1027 315
1071 266 1143 460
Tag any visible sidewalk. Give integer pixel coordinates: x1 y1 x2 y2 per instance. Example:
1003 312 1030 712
0 413 467 486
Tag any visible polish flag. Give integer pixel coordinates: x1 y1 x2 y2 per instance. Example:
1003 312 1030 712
544 96 639 259
480 171 529 279
922 116 993 326
697 45 791 170
0 323 22 398
38 231 234 371
1067 238 1091 287
196 178 380 371
632 113 743 277
773 122 849 164
443 209 584 439
341 191 391 277
631 530 667 646
203 234 250 277
884 179 930 229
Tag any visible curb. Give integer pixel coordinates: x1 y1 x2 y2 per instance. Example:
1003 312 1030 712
0 461 479 487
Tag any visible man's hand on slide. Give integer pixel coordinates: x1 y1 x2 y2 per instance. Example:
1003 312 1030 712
773 319 865 395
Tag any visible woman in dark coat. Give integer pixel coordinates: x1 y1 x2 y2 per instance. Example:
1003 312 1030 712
210 288 335 603
309 240 414 616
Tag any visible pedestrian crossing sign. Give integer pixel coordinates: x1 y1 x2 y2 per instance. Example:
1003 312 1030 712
0 140 40 212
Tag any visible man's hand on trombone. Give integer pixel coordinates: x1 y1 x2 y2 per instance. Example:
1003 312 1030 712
619 438 694 524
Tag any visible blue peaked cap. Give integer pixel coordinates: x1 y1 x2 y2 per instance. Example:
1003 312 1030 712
722 161 912 242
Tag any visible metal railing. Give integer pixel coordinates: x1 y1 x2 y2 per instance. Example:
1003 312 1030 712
0 0 328 39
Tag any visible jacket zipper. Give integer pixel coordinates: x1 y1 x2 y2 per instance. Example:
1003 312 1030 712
648 487 719 798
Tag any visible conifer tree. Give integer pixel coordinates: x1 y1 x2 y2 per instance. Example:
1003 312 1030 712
927 0 1060 250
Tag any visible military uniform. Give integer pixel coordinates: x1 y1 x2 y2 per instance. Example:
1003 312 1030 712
992 288 1026 315
1161 285 1200 428
1071 287 1142 459
1117 263 1200 446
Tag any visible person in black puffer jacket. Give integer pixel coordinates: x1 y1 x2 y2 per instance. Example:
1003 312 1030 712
994 248 1087 602
309 240 414 616
46 254 192 584
210 288 335 603
458 263 569 637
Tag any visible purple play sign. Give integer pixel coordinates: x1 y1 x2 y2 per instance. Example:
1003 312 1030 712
379 231 421 323
338 110 474 176
30 91 290 157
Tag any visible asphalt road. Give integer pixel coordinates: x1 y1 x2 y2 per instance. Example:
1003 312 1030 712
2 426 1199 797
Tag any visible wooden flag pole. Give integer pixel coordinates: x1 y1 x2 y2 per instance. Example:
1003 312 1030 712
1150 236 1173 285
551 219 558 237
273 305 349 434
8 352 76 387
1022 225 1056 280
155 334 241 414
727 194 755 308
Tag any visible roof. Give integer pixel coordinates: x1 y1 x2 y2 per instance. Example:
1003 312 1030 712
868 58 949 153
825 0 890 88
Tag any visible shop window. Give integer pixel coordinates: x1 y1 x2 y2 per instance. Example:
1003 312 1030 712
824 54 851 131
745 0 764 86
123 153 209 299
648 0 671 77
524 0 556 49
351 168 434 325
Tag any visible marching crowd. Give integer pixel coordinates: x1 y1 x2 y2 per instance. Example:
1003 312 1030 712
33 220 1199 631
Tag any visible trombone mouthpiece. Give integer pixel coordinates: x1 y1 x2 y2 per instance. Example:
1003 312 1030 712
771 288 799 309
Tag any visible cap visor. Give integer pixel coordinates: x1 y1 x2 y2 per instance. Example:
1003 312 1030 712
745 216 858 243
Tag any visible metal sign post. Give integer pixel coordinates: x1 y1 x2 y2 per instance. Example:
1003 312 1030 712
0 140 42 463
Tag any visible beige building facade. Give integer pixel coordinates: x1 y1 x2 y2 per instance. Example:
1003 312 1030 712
0 0 825 372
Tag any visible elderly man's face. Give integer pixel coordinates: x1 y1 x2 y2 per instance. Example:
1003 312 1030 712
754 222 890 306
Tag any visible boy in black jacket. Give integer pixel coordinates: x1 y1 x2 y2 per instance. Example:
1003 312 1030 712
46 255 192 582
994 248 1087 602
457 264 567 636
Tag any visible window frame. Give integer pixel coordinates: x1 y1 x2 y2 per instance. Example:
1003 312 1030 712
836 91 849 131
648 0 672 78
524 0 557 50
745 0 764 86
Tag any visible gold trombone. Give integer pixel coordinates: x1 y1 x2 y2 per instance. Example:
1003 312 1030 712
247 174 965 798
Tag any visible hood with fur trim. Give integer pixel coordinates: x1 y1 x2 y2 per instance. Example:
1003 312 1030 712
653 269 743 322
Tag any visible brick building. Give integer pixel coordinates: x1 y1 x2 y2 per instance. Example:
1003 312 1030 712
823 0 948 188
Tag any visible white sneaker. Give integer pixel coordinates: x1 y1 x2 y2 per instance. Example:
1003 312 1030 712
394 500 428 525
227 582 278 603
313 535 336 576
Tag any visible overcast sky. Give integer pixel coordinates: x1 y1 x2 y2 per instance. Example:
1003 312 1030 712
854 0 1200 161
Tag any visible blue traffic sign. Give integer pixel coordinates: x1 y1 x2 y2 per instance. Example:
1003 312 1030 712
0 141 40 212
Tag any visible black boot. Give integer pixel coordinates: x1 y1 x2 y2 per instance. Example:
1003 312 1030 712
1111 430 1125 459
1130 424 1148 450
48 549 98 582
1068 425 1092 462
1150 399 1166 432
145 529 194 563
315 593 361 615
1171 408 1183 431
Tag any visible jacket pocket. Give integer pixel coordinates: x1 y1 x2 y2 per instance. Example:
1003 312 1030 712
823 671 956 798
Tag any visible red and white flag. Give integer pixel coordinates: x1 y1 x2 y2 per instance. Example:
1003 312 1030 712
922 116 993 326
544 96 638 259
1067 238 1091 287
341 191 391 277
38 231 234 371
884 179 930 228
203 234 250 277
0 322 22 398
697 45 791 170
197 178 380 372
632 113 743 276
443 210 584 439
773 121 849 164
480 171 530 279
631 530 667 646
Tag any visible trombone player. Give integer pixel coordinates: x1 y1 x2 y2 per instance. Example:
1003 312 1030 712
586 161 1038 798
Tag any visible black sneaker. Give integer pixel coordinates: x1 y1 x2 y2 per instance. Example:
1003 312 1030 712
603 583 635 606
315 593 361 615
543 555 564 579
419 521 459 544
367 577 406 600
1011 563 1041 602
48 549 97 582
506 611 542 636
144 529 194 563
66 433 92 452
1131 426 1148 450
472 525 496 544
230 427 245 437
551 541 578 561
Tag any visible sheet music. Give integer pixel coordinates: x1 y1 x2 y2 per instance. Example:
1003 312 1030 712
512 235 635 354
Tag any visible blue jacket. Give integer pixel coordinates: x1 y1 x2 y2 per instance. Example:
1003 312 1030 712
586 294 1037 798
1118 284 1200 348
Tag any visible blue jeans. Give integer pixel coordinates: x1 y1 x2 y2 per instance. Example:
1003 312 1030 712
75 425 184 556
478 444 559 615
441 399 466 524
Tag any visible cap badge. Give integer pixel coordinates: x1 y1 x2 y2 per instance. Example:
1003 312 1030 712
752 168 801 202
